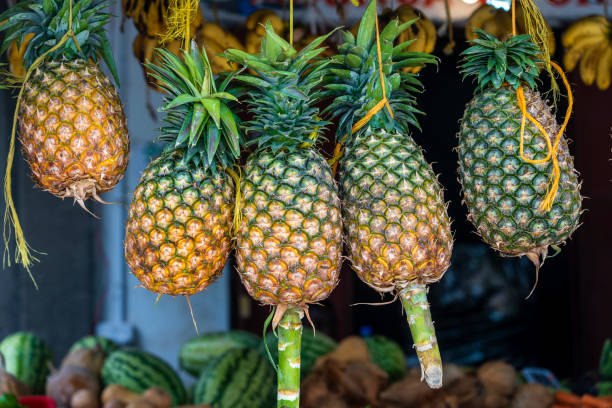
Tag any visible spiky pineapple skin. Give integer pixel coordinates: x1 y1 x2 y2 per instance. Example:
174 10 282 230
19 59 129 198
340 127 453 292
457 86 581 257
236 149 343 306
124 150 234 296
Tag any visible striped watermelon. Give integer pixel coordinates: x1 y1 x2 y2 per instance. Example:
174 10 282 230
194 349 275 408
69 336 119 355
101 349 186 405
364 335 406 382
261 328 337 378
0 332 52 394
179 331 260 377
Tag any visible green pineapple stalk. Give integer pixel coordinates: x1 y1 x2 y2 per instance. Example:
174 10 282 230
225 25 343 407
124 42 242 299
457 30 582 284
321 0 452 389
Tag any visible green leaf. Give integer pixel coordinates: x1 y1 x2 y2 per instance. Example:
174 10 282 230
201 98 221 128
163 95 202 110
205 121 220 164
219 104 240 158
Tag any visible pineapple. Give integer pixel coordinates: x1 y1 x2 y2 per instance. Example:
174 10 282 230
457 31 581 280
0 0 129 210
124 43 242 296
225 25 343 407
321 1 452 388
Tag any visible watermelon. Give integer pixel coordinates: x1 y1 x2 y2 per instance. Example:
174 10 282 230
179 331 260 377
101 349 186 405
69 336 119 356
261 328 337 378
364 335 406 382
0 332 52 394
194 349 275 408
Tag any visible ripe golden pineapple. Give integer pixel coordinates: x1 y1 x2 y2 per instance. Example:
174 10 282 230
0 0 129 209
19 60 128 203
322 1 452 388
225 25 343 407
124 44 242 296
457 30 581 274
0 0 129 275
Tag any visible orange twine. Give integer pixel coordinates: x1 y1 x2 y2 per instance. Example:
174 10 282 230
329 12 393 174
510 0 572 212
516 62 572 212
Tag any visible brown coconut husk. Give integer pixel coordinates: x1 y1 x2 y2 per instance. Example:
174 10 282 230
509 383 554 408
0 352 30 397
477 361 519 397
314 337 370 369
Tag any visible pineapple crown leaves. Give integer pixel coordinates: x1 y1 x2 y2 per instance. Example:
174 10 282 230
459 29 542 92
0 0 119 84
320 0 437 140
145 41 244 172
224 22 336 153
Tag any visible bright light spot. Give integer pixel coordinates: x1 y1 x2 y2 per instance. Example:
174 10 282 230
487 0 511 10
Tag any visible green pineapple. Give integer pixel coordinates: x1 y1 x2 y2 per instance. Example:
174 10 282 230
321 0 452 389
225 25 343 408
124 43 242 297
457 30 582 277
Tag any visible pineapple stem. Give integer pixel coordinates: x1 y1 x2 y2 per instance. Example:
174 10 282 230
401 283 443 389
277 307 303 408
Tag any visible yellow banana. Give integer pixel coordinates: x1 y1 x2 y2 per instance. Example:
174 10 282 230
246 9 272 31
200 23 245 51
410 20 427 53
596 44 612 90
562 15 610 48
245 31 261 54
420 15 437 54
254 11 283 36
579 40 606 85
465 4 497 41
563 34 605 72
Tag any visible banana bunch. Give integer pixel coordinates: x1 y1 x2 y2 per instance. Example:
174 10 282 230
123 0 246 88
562 15 612 90
6 32 33 79
245 9 284 54
465 4 555 54
351 5 436 73
197 22 245 74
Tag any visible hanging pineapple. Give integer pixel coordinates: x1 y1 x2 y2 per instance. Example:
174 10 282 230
322 0 452 389
225 25 343 408
457 29 582 286
124 43 242 298
0 0 129 275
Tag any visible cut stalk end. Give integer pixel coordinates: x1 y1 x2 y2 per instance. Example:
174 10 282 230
401 283 443 389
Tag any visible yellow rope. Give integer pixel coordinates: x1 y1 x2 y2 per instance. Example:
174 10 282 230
330 12 393 174
3 0 81 286
289 0 294 46
516 61 573 212
226 166 242 237
159 0 198 48
509 0 572 212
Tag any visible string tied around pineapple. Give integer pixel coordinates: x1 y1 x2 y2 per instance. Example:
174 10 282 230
328 10 393 175
226 166 242 237
3 0 84 287
159 0 199 49
510 0 573 212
